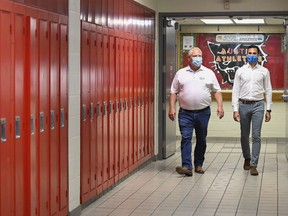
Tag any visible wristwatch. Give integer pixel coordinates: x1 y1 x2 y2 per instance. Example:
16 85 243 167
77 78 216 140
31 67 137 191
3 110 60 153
266 110 271 113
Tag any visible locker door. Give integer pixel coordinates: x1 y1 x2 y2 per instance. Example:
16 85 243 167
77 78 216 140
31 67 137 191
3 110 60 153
128 36 134 168
102 27 109 188
118 33 125 178
0 7 14 216
108 29 115 186
96 26 103 193
138 39 144 160
114 33 120 182
14 10 27 216
38 16 50 216
80 23 91 202
26 14 39 216
59 21 68 215
132 38 139 165
89 25 97 194
49 19 60 215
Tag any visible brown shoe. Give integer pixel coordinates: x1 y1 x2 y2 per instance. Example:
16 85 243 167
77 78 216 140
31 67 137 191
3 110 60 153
176 166 193 176
243 159 251 170
194 166 205 174
250 166 258 176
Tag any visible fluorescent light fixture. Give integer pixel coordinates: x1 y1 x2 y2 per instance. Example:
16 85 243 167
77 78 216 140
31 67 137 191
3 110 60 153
233 19 265 24
200 19 233 24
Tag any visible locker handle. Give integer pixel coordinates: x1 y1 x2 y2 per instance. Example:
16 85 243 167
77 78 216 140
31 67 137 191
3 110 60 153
1 118 6 142
103 102 107 116
50 110 55 130
40 112 45 133
15 116 21 139
119 100 122 112
114 101 118 112
30 114 35 135
60 108 65 128
97 103 101 118
82 104 87 121
124 100 127 111
90 103 94 120
109 102 113 115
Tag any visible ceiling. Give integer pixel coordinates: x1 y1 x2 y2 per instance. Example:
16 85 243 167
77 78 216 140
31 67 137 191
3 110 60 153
173 16 286 26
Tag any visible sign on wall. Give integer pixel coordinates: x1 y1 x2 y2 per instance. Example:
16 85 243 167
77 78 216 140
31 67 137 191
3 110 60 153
180 33 285 89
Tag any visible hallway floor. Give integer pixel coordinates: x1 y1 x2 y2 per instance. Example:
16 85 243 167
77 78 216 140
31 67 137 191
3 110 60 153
81 138 288 216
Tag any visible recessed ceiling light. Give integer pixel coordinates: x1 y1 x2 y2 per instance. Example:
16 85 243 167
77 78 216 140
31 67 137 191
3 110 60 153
200 19 233 24
233 19 265 24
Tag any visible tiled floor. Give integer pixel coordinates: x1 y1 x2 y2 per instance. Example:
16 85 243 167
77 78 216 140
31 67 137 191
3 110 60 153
81 138 288 216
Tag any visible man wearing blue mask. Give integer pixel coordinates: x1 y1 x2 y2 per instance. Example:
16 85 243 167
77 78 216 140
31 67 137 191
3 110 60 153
232 45 272 176
169 47 224 176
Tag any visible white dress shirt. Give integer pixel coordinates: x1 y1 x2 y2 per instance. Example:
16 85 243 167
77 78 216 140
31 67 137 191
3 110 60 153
170 65 221 110
232 63 273 112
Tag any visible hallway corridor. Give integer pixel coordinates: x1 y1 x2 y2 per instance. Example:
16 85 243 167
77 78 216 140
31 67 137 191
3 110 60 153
81 138 288 216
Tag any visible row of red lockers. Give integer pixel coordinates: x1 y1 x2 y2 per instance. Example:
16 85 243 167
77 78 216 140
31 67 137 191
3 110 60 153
80 22 155 203
0 0 156 215
0 2 69 216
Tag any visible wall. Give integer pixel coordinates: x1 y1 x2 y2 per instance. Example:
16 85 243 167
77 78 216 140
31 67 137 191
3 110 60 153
155 0 288 13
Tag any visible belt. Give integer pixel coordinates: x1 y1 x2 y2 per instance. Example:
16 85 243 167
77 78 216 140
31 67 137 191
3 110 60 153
180 106 210 113
239 99 262 104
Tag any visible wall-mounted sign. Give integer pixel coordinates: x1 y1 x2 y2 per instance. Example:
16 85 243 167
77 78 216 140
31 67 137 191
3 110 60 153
216 34 265 43
183 36 194 50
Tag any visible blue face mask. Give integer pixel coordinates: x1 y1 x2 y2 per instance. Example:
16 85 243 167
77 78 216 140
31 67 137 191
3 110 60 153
246 55 258 64
192 57 202 67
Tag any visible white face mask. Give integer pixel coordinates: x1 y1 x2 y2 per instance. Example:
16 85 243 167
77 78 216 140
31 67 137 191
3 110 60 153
192 57 202 67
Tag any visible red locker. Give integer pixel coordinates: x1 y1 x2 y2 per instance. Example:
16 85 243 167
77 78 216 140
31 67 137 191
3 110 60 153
114 32 121 183
132 37 139 166
13 8 27 215
95 25 103 194
94 0 102 25
59 19 68 215
80 22 91 203
108 29 115 186
102 27 109 188
89 23 97 195
0 6 14 216
49 17 61 215
127 35 134 169
38 15 50 216
118 33 126 179
26 13 39 216
107 0 114 28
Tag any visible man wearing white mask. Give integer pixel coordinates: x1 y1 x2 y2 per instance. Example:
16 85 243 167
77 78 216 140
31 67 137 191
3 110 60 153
232 45 272 176
169 47 224 176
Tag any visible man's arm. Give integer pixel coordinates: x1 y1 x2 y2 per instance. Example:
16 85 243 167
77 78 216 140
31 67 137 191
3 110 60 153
168 93 177 121
214 91 224 119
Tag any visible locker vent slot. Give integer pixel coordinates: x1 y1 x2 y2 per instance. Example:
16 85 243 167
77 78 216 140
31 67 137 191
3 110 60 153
60 108 65 128
15 116 21 139
82 104 87 121
124 100 127 111
1 118 6 142
50 110 55 129
30 114 35 135
40 112 45 132
90 103 94 120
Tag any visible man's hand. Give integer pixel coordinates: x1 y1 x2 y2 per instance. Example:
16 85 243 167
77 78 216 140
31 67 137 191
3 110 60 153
217 108 224 119
265 112 271 122
168 108 176 121
233 111 240 122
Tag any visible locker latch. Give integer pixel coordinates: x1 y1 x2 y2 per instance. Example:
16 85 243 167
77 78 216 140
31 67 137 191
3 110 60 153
15 116 21 139
1 118 6 142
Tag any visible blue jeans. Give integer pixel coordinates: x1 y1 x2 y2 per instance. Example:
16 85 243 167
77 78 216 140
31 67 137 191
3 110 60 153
239 100 264 167
178 107 211 170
